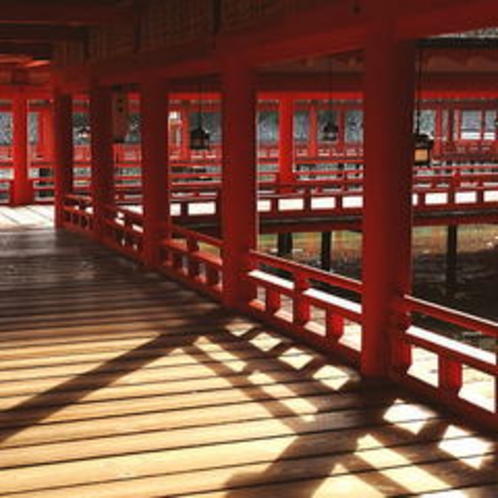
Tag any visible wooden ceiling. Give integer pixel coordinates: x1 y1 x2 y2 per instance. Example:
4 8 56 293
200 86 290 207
0 0 132 68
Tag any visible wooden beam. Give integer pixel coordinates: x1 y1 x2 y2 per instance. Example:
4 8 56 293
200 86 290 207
0 3 133 25
0 42 52 59
0 25 87 42
397 0 498 40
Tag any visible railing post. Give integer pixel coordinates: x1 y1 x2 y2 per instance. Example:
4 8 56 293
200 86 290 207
362 21 416 378
89 84 114 240
438 357 462 395
221 55 257 308
326 310 344 342
390 299 412 375
140 78 169 267
53 91 74 228
187 236 201 278
293 274 310 327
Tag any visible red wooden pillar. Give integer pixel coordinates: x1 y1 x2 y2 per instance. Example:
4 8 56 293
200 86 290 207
279 95 294 184
433 103 443 158
89 85 114 240
362 24 416 378
221 57 257 308
38 106 54 162
11 93 33 206
337 108 346 156
180 104 190 161
140 79 169 267
309 101 318 157
447 105 455 157
53 91 74 228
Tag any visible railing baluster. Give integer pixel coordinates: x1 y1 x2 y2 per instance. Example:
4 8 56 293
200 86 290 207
293 274 310 326
266 288 281 314
439 356 463 395
325 309 344 341
187 236 200 278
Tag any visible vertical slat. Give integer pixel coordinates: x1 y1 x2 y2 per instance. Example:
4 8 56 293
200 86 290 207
293 274 310 326
439 356 463 395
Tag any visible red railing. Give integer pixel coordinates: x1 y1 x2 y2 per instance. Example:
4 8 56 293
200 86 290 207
102 205 144 260
392 294 497 428
245 250 363 365
159 224 222 300
62 194 94 233
61 193 497 430
166 169 498 226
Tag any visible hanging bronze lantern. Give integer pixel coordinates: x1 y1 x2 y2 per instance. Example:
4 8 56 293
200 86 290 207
414 131 434 166
321 119 339 142
190 124 210 150
321 55 339 142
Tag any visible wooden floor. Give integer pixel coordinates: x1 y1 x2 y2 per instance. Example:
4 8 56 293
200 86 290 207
0 213 497 497
0 205 54 229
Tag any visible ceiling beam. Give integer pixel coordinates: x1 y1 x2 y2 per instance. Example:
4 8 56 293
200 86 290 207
0 42 52 59
0 3 134 25
0 25 86 42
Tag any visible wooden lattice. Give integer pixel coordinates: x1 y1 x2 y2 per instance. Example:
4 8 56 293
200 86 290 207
142 0 211 51
52 0 330 67
221 0 282 32
53 41 86 67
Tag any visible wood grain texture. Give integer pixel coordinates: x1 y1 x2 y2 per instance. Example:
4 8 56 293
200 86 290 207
0 222 497 497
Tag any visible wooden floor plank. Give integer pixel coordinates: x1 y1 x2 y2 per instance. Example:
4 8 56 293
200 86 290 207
0 222 496 498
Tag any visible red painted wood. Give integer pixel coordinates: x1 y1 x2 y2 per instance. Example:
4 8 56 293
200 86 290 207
140 79 169 267
309 101 318 157
36 107 52 161
278 96 294 183
180 106 190 161
53 91 74 228
11 93 32 206
362 25 416 378
221 57 257 308
89 85 114 239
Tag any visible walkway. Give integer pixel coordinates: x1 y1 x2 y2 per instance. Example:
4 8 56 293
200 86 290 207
0 222 497 496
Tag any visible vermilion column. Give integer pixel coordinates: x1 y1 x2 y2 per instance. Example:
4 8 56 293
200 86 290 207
447 106 455 158
279 95 294 184
11 93 32 206
221 57 257 308
140 79 169 267
309 101 318 157
53 92 74 228
362 25 416 378
38 106 54 162
89 85 114 240
180 104 190 161
433 104 443 159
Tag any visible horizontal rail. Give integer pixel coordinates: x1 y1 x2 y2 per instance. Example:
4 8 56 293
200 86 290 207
159 223 223 299
399 295 498 339
246 250 363 364
392 293 497 423
102 204 144 260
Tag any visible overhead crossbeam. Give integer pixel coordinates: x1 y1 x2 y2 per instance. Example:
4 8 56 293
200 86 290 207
0 3 133 25
0 25 87 42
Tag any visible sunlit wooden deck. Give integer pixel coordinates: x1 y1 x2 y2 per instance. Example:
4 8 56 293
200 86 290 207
0 216 497 497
